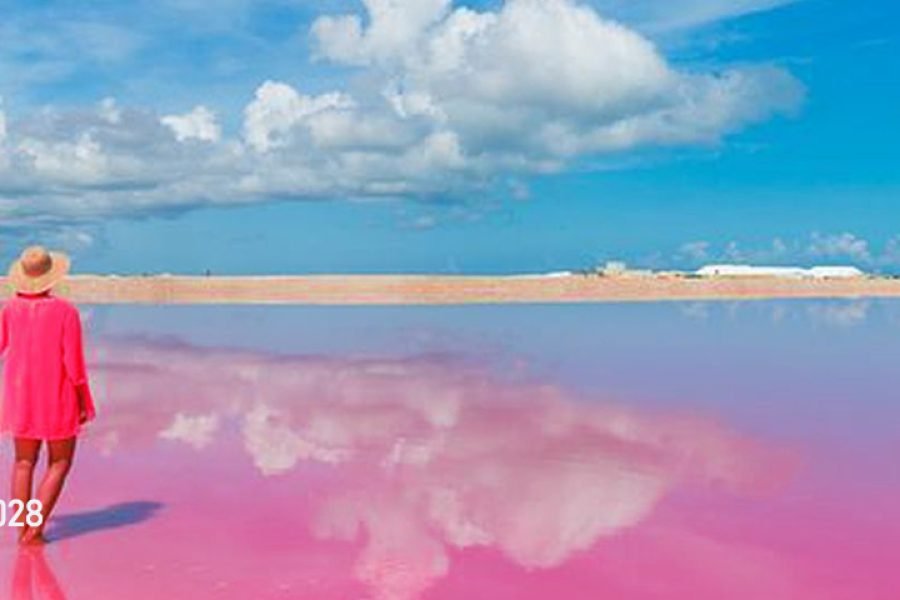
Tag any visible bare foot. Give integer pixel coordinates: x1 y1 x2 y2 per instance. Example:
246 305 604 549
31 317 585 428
19 527 46 546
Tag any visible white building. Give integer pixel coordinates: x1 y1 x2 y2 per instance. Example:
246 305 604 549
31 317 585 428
807 266 864 279
601 261 627 275
696 265 808 278
696 264 865 279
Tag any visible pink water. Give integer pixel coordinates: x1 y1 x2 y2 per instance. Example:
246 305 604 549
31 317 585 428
1 303 898 599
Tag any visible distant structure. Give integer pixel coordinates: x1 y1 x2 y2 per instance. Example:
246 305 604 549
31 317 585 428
807 266 865 279
600 261 653 277
696 265 806 278
602 261 627 275
696 265 864 279
510 271 573 279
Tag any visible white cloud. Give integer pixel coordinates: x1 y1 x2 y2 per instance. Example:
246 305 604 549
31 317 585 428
161 105 222 143
679 240 711 261
243 81 355 152
673 233 900 271
0 100 246 220
807 232 871 262
0 101 7 144
18 133 109 185
313 0 453 66
0 100 7 172
880 236 900 267
312 0 800 160
98 98 122 125
0 0 802 225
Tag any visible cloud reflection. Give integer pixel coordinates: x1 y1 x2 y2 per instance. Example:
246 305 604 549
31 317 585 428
88 339 791 600
807 301 870 327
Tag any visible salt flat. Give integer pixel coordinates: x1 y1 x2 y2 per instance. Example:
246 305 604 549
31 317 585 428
2 274 897 304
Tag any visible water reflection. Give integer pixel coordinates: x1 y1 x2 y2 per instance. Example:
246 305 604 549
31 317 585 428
10 548 66 600
806 301 870 327
678 299 874 327
87 338 792 599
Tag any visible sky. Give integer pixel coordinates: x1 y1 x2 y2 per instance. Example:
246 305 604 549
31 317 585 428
0 0 897 274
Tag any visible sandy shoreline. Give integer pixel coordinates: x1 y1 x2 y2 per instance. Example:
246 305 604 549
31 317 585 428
1 274 898 305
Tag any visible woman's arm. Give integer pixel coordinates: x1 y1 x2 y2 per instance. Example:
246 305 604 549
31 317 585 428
77 384 92 424
63 307 96 422
0 305 7 355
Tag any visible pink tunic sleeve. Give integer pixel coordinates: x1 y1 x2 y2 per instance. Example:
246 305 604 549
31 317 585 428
0 305 7 354
63 308 97 420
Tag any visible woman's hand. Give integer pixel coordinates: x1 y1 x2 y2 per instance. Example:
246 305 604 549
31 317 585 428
76 384 92 424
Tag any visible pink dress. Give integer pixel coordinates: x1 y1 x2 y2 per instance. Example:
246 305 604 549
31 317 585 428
0 292 96 440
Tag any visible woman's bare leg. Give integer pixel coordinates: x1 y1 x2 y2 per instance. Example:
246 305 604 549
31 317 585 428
11 439 41 542
23 438 76 544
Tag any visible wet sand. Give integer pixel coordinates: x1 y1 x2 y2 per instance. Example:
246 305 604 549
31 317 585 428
2 274 899 304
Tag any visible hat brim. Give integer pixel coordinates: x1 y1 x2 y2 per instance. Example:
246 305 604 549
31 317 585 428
7 252 71 294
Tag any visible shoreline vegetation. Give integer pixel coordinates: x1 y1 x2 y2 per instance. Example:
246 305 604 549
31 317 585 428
1 273 898 305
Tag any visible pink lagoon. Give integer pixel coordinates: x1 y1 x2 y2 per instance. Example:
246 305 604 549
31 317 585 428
1 301 898 600
3 0 899 597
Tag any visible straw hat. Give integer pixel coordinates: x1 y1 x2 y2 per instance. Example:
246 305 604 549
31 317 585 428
7 246 71 294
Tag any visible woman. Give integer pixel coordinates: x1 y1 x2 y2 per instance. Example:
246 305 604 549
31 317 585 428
0 246 96 544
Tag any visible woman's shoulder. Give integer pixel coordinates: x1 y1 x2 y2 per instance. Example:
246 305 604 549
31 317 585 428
29 294 80 315
49 295 80 314
2 294 79 313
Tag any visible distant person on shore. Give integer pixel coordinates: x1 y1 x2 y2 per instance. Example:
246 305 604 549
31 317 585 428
0 246 96 545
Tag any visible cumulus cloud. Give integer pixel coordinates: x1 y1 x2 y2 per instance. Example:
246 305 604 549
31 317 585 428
0 0 803 226
161 105 221 143
242 82 356 153
0 101 8 173
674 233 900 269
0 101 7 144
880 236 900 267
807 232 871 262
679 240 711 261
0 101 247 220
677 237 792 266
312 0 800 158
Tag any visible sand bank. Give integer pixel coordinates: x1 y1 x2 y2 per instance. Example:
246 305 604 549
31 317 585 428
2 274 899 305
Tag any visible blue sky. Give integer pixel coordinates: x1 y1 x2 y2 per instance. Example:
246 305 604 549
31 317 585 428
0 0 897 274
